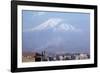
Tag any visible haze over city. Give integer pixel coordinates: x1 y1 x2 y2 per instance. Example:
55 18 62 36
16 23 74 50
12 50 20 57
22 10 90 54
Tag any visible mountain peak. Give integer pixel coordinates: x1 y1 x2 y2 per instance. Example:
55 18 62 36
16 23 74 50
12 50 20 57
24 18 81 32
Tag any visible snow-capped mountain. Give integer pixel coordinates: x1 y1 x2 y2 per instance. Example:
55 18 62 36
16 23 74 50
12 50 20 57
24 18 80 32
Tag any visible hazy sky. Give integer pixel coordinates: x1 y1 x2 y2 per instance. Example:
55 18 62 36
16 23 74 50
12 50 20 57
22 10 90 54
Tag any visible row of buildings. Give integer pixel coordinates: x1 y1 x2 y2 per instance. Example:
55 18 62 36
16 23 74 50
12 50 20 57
22 50 90 62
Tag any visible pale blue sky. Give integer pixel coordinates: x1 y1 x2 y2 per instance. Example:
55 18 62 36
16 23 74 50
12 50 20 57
22 10 90 54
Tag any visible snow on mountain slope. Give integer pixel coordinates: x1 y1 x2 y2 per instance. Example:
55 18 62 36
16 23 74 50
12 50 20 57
24 18 80 32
